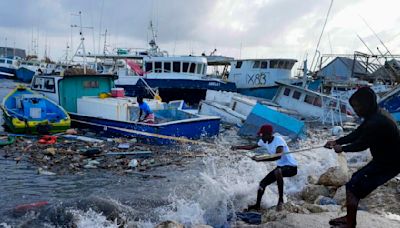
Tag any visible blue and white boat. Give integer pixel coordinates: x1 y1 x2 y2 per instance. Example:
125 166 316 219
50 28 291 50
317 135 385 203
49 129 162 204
379 85 400 124
0 57 19 77
1 85 70 134
15 60 49 83
115 55 237 104
227 59 300 100
31 73 221 144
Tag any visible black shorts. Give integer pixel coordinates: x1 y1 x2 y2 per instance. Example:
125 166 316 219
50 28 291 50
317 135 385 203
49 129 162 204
346 161 400 199
259 166 297 188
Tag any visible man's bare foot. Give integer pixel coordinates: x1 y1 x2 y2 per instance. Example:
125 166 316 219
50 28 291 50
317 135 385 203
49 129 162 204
329 216 347 226
247 204 260 211
276 201 284 211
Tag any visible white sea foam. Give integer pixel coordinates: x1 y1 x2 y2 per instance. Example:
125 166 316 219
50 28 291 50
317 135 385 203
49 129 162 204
71 209 119 228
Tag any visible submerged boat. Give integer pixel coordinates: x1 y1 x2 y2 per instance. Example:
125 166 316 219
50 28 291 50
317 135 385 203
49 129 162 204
30 74 220 144
1 86 71 134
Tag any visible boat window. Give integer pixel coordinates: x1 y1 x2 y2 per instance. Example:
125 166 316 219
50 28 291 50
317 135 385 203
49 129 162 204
283 88 291 96
236 61 242 68
304 95 314 104
145 62 153 72
287 61 295 69
154 62 162 73
6 60 12 64
182 62 189 73
253 61 261 68
32 77 43 89
44 78 55 92
27 62 33 66
270 60 278 68
312 96 322 107
83 80 99 89
261 61 268 69
189 63 196 73
164 62 171 73
196 63 202 74
203 64 207 74
0 59 4 63
173 61 180 73
292 90 301 100
278 61 286 69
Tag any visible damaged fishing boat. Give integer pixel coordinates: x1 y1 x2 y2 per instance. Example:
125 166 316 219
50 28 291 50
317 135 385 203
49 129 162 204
30 74 220 144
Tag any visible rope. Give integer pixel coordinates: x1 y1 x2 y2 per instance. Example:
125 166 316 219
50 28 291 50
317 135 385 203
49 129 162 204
251 145 326 161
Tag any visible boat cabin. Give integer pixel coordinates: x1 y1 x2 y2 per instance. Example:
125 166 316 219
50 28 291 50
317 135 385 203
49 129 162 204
273 81 352 125
229 59 297 88
142 56 207 79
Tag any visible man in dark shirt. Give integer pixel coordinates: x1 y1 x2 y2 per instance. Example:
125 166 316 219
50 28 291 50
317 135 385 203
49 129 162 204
325 87 400 228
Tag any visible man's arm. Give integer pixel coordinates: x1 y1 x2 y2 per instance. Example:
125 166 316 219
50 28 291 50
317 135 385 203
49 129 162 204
138 109 143 121
335 122 376 153
253 146 283 162
335 125 363 145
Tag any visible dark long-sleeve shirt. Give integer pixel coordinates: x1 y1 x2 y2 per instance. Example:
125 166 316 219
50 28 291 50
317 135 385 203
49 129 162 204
336 109 400 167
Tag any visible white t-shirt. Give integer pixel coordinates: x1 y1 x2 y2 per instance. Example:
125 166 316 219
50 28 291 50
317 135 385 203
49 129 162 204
257 135 298 167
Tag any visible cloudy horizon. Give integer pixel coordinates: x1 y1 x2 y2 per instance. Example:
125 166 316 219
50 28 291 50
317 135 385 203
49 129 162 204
1 0 400 71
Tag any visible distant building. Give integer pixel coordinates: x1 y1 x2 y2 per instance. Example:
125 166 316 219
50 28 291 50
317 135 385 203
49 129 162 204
0 46 26 59
317 57 368 81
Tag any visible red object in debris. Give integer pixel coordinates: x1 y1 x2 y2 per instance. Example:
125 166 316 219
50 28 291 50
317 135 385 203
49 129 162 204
111 88 125 97
14 201 49 212
38 135 57 144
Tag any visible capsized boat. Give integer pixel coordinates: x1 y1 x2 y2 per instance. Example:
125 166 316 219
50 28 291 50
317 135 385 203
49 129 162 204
1 86 71 134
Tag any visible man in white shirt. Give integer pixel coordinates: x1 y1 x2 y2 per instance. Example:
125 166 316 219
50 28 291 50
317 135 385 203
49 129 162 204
231 124 298 211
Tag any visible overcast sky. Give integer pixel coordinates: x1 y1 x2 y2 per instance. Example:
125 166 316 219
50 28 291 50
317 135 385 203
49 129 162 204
1 0 400 70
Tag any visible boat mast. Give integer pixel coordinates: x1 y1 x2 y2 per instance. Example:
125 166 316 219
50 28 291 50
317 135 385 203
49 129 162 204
71 11 93 74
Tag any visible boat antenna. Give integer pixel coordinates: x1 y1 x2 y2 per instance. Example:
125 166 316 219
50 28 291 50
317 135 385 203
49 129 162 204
98 0 105 54
356 34 375 55
360 15 393 57
310 0 334 73
71 11 94 74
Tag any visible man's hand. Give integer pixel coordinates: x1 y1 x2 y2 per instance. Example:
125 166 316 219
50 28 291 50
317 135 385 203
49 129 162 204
333 145 343 153
324 140 337 149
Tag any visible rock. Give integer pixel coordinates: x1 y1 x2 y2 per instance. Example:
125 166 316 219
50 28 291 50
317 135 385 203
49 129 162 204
314 196 337 206
192 225 213 228
44 147 56 156
155 220 184 228
333 185 347 205
303 203 328 213
318 154 348 187
259 211 400 228
301 185 330 203
307 175 318 185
